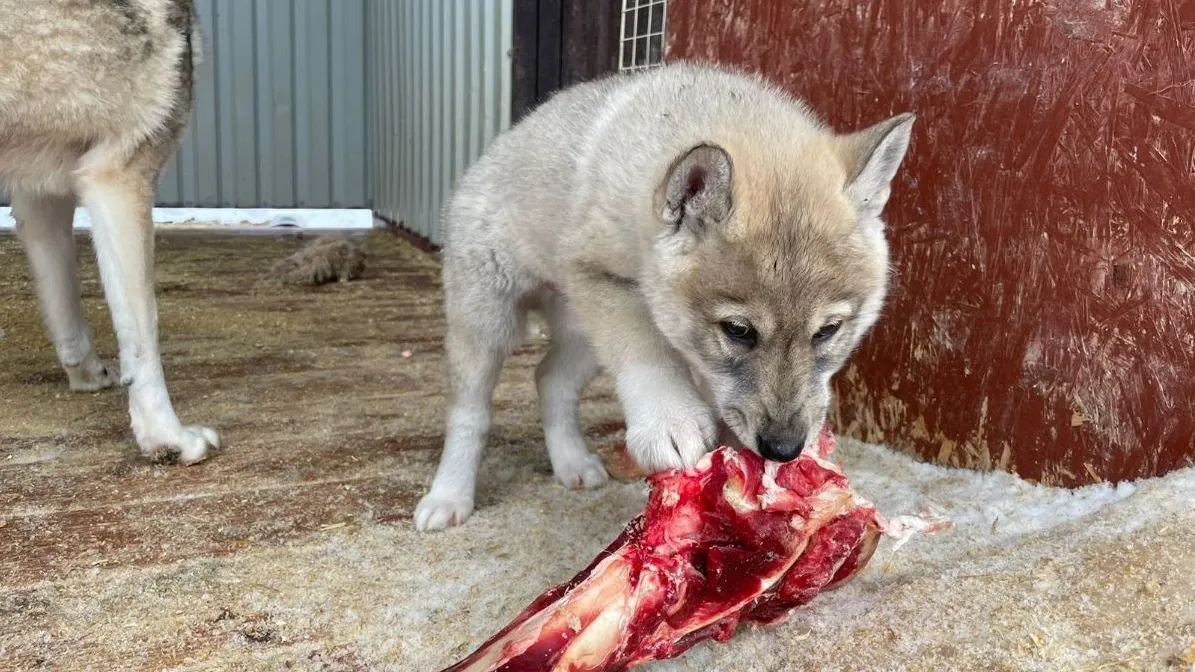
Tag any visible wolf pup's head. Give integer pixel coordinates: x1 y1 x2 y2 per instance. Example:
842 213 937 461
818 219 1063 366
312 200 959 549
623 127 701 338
644 113 915 462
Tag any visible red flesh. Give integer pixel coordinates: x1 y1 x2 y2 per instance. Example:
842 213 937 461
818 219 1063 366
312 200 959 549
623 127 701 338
441 427 887 672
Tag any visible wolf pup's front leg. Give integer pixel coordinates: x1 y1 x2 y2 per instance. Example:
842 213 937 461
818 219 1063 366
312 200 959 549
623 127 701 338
565 271 717 473
561 144 742 473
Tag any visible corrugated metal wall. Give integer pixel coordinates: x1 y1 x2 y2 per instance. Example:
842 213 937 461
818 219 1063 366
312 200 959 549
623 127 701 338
157 0 371 208
4 0 513 221
368 0 514 245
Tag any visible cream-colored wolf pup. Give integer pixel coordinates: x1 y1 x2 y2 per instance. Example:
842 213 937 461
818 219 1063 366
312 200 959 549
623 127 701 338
416 62 914 531
0 1 217 462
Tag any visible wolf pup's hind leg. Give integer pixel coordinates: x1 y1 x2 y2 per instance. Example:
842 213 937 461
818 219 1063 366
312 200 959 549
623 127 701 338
415 245 527 532
535 292 608 490
12 191 120 392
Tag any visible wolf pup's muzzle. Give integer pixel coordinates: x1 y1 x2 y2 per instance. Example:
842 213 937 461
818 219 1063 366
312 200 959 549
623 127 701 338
756 428 808 462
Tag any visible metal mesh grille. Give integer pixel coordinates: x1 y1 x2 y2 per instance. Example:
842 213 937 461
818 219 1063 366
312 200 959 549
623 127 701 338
618 0 666 71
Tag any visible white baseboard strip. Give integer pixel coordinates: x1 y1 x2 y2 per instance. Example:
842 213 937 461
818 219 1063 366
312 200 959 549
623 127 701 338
0 207 377 231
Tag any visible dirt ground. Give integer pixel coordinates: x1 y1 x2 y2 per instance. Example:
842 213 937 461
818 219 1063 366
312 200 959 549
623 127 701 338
1 232 1192 672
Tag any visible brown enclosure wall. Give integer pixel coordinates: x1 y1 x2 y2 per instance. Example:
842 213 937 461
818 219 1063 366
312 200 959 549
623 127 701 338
667 0 1195 486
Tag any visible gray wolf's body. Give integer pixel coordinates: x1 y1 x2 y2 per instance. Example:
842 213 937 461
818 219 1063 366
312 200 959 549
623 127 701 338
0 0 218 461
417 63 914 530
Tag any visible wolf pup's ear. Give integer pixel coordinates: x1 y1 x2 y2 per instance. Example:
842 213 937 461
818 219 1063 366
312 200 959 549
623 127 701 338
656 143 733 237
837 113 915 222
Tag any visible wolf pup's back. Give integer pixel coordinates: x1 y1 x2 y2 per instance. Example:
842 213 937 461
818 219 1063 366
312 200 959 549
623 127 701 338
441 63 830 279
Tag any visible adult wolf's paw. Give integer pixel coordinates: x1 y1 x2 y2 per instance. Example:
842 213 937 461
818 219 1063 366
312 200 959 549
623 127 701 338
414 493 474 532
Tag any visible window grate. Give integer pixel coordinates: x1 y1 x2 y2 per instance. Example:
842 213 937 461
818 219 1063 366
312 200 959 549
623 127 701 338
618 0 667 71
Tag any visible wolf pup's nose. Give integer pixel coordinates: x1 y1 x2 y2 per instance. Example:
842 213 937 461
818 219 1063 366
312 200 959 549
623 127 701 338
756 434 806 462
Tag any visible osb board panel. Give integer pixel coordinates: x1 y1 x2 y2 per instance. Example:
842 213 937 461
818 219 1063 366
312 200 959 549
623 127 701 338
667 0 1195 486
0 232 627 669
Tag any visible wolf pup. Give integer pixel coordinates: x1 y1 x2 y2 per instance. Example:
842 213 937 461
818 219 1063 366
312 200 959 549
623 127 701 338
416 62 914 531
0 1 217 462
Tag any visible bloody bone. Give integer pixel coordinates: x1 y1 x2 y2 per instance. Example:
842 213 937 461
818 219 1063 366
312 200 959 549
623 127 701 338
441 426 949 672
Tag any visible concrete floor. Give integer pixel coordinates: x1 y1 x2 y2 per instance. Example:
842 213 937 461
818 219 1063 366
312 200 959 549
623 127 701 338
1 232 1192 672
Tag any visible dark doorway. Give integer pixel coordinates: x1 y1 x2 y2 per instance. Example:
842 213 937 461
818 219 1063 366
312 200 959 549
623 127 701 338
511 0 623 122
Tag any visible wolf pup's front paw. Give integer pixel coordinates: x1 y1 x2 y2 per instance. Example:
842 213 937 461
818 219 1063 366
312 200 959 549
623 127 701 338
622 378 716 473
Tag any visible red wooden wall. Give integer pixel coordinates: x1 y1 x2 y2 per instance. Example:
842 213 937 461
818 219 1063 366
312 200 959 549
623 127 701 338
667 0 1195 485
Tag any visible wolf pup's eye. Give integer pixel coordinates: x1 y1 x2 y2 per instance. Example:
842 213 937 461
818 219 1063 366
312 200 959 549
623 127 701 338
811 322 841 345
720 320 758 347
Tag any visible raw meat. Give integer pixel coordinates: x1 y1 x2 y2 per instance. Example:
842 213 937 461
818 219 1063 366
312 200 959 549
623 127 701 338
440 426 949 672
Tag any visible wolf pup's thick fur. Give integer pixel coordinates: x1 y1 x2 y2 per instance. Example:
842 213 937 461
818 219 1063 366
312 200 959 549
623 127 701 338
0 1 217 462
417 62 915 531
